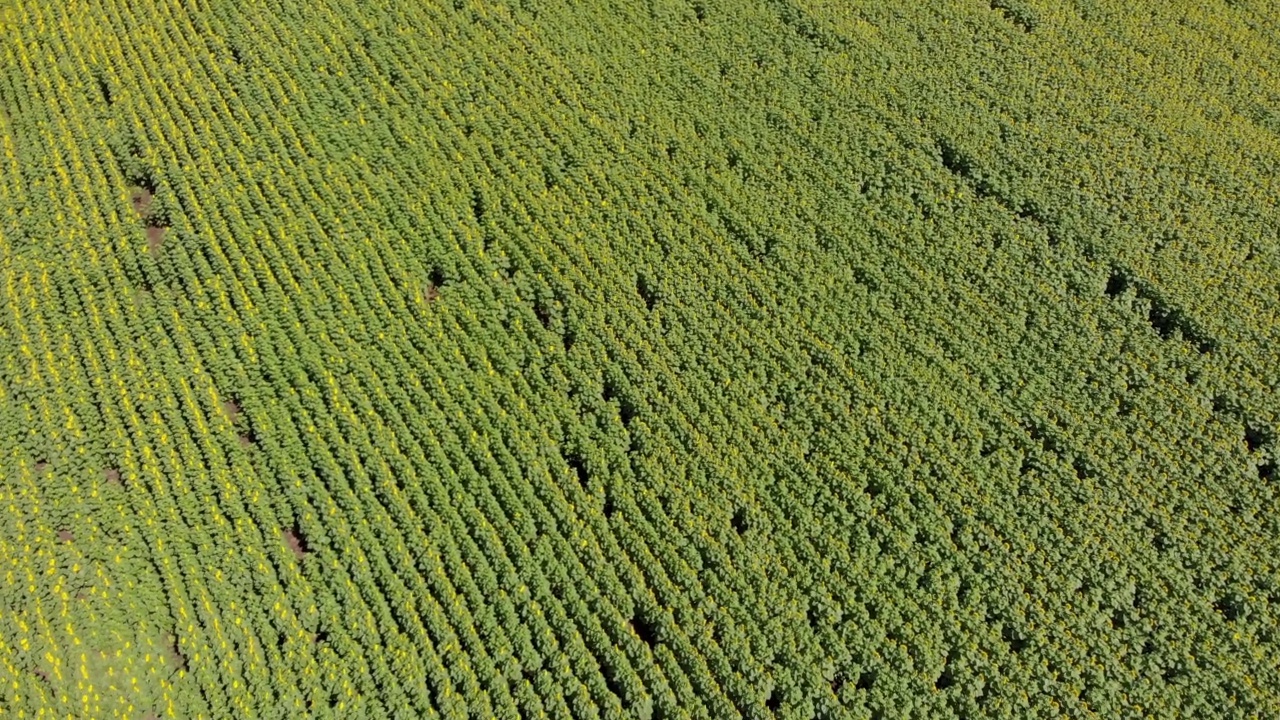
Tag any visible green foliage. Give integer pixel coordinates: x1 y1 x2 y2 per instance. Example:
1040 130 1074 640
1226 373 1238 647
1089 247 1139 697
0 0 1277 717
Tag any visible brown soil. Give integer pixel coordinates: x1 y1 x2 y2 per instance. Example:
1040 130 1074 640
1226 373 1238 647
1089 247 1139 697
282 527 309 560
57 529 73 543
146 225 166 256
163 634 187 672
104 468 122 485
33 667 50 684
130 187 153 218
34 460 48 473
222 399 242 423
238 433 255 448
423 283 441 303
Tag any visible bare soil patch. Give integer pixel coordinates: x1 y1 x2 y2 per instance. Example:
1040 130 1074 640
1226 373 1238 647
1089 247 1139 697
130 184 168 257
163 634 187 672
146 225 166 257
57 529 73 543
282 526 309 560
130 186 153 218
104 468 121 485
222 399 242 423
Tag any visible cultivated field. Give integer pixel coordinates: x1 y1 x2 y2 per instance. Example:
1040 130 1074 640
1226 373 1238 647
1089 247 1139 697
1 0 1278 718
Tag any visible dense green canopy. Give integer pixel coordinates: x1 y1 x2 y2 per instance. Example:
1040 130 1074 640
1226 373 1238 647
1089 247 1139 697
1 0 1277 717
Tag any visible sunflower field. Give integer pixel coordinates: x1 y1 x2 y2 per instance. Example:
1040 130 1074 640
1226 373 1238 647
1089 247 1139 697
1 0 1278 718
